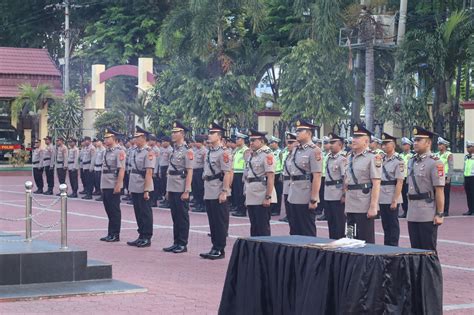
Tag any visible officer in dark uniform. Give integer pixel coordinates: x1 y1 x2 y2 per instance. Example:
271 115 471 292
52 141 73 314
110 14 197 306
163 121 194 254
287 120 323 236
407 126 445 251
379 133 403 246
100 128 126 242
200 123 232 260
127 126 156 248
42 136 55 195
344 124 382 244
244 129 276 236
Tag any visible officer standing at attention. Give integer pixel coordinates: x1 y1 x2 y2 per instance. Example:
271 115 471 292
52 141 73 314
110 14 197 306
437 137 453 216
200 123 232 260
244 129 276 236
269 136 283 216
231 131 249 217
55 137 68 189
122 138 135 202
463 141 474 215
191 135 207 212
324 133 346 239
127 126 156 248
379 133 403 246
287 120 323 236
100 129 126 242
399 137 413 218
42 136 55 195
344 124 381 243
67 138 80 198
81 136 95 200
163 121 194 254
317 136 331 221
32 139 44 194
407 127 445 251
280 132 297 225
78 139 86 193
148 135 160 207
158 136 173 208
93 139 106 201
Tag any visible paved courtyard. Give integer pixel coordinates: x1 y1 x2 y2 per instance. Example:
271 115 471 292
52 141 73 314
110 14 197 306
0 173 473 314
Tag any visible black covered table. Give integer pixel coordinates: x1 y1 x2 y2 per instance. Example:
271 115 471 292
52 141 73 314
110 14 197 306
219 236 442 315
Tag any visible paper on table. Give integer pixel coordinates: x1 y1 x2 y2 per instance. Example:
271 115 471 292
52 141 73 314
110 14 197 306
306 238 366 249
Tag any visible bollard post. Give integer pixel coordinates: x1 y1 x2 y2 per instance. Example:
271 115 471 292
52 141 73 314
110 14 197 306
59 183 68 249
25 181 33 241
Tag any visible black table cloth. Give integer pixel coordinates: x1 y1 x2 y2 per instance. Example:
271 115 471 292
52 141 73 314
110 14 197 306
219 236 442 315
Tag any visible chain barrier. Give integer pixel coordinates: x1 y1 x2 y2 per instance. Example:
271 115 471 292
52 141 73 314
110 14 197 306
0 221 61 243
31 194 62 208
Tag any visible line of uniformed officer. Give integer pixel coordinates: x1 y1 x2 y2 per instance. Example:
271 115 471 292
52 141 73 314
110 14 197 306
399 137 413 218
191 135 207 212
463 141 474 215
436 137 453 216
32 139 44 194
230 131 249 217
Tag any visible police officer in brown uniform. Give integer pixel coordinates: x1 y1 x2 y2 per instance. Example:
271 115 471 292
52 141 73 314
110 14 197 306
280 132 298 225
244 129 276 236
200 123 232 260
324 133 347 239
379 133 403 246
55 137 68 188
191 135 207 212
81 136 96 199
32 139 44 194
42 136 55 195
100 129 126 242
158 136 173 208
127 126 156 248
163 121 194 254
287 120 323 236
67 138 79 198
344 124 381 244
407 126 445 251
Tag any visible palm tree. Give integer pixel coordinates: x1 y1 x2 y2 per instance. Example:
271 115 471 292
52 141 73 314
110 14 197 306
11 84 54 146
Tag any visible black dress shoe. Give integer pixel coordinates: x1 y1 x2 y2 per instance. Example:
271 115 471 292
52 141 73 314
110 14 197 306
127 238 142 246
156 196 163 201
271 211 280 216
317 214 327 221
43 190 53 195
105 235 120 242
79 190 86 194
126 200 133 205
68 193 78 198
232 212 246 217
207 249 225 260
100 235 110 241
136 239 151 247
82 195 92 200
279 216 289 223
443 212 450 217
398 213 407 218
33 189 43 194
192 206 205 213
172 245 187 253
95 196 103 201
163 244 178 252
199 250 211 259
463 211 474 216
93 191 101 196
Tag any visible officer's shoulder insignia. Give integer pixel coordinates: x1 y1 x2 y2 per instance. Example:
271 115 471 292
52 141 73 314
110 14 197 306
223 151 230 163
187 150 194 160
374 154 382 168
436 163 444 177
266 154 274 165
308 143 316 148
119 151 125 161
430 154 439 161
315 149 322 161
448 154 453 161
399 162 405 173
148 151 154 160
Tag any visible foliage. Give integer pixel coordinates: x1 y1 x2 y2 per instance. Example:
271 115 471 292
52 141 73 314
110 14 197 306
8 149 30 167
93 110 127 138
279 39 352 125
48 91 83 140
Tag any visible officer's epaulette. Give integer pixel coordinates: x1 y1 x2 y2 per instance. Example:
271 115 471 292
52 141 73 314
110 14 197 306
394 154 403 161
263 148 272 154
430 154 439 160
145 147 152 151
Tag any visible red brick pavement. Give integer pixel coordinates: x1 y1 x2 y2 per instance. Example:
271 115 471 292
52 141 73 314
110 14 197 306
0 174 473 314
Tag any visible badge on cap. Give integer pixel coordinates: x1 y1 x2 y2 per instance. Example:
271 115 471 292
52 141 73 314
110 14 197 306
296 120 301 126
173 122 177 128
354 125 359 131
413 128 418 135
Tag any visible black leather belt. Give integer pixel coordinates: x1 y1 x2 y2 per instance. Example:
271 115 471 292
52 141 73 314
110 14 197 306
43 158 50 161
283 175 290 180
247 177 267 183
132 170 146 175
290 174 311 181
408 192 431 200
381 180 397 186
347 183 373 190
169 170 186 176
95 164 102 167
83 161 91 165
102 170 117 174
325 179 343 186
68 161 74 164
204 174 222 181
194 167 204 171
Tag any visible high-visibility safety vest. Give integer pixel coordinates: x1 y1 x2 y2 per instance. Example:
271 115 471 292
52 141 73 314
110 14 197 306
437 151 452 174
400 152 413 177
281 148 289 171
233 145 248 173
273 148 282 174
465 154 473 177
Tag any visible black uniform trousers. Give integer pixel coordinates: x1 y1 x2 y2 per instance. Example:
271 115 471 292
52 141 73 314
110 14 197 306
247 205 271 236
346 213 375 244
271 174 283 215
287 203 317 236
68 169 78 193
57 167 67 185
325 200 346 239
283 195 294 231
44 165 54 190
205 199 230 251
443 180 451 214
401 179 409 213
33 167 44 191
379 204 400 246
192 168 204 206
124 171 130 192
83 169 94 195
168 191 190 246
131 192 153 240
94 171 102 193
316 177 326 215
408 221 438 251
465 176 474 213
80 168 85 190
152 175 160 204
231 173 246 214
160 166 169 197
102 189 121 236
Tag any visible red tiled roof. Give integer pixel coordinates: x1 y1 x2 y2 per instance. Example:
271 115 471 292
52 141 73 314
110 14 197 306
0 47 61 76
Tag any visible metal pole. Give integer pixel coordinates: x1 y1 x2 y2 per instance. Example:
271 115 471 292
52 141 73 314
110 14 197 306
25 181 33 241
397 0 408 45
59 183 68 249
64 0 70 93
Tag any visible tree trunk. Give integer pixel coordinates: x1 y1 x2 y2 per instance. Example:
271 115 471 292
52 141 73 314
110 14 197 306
450 64 462 152
351 52 362 126
365 42 375 132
